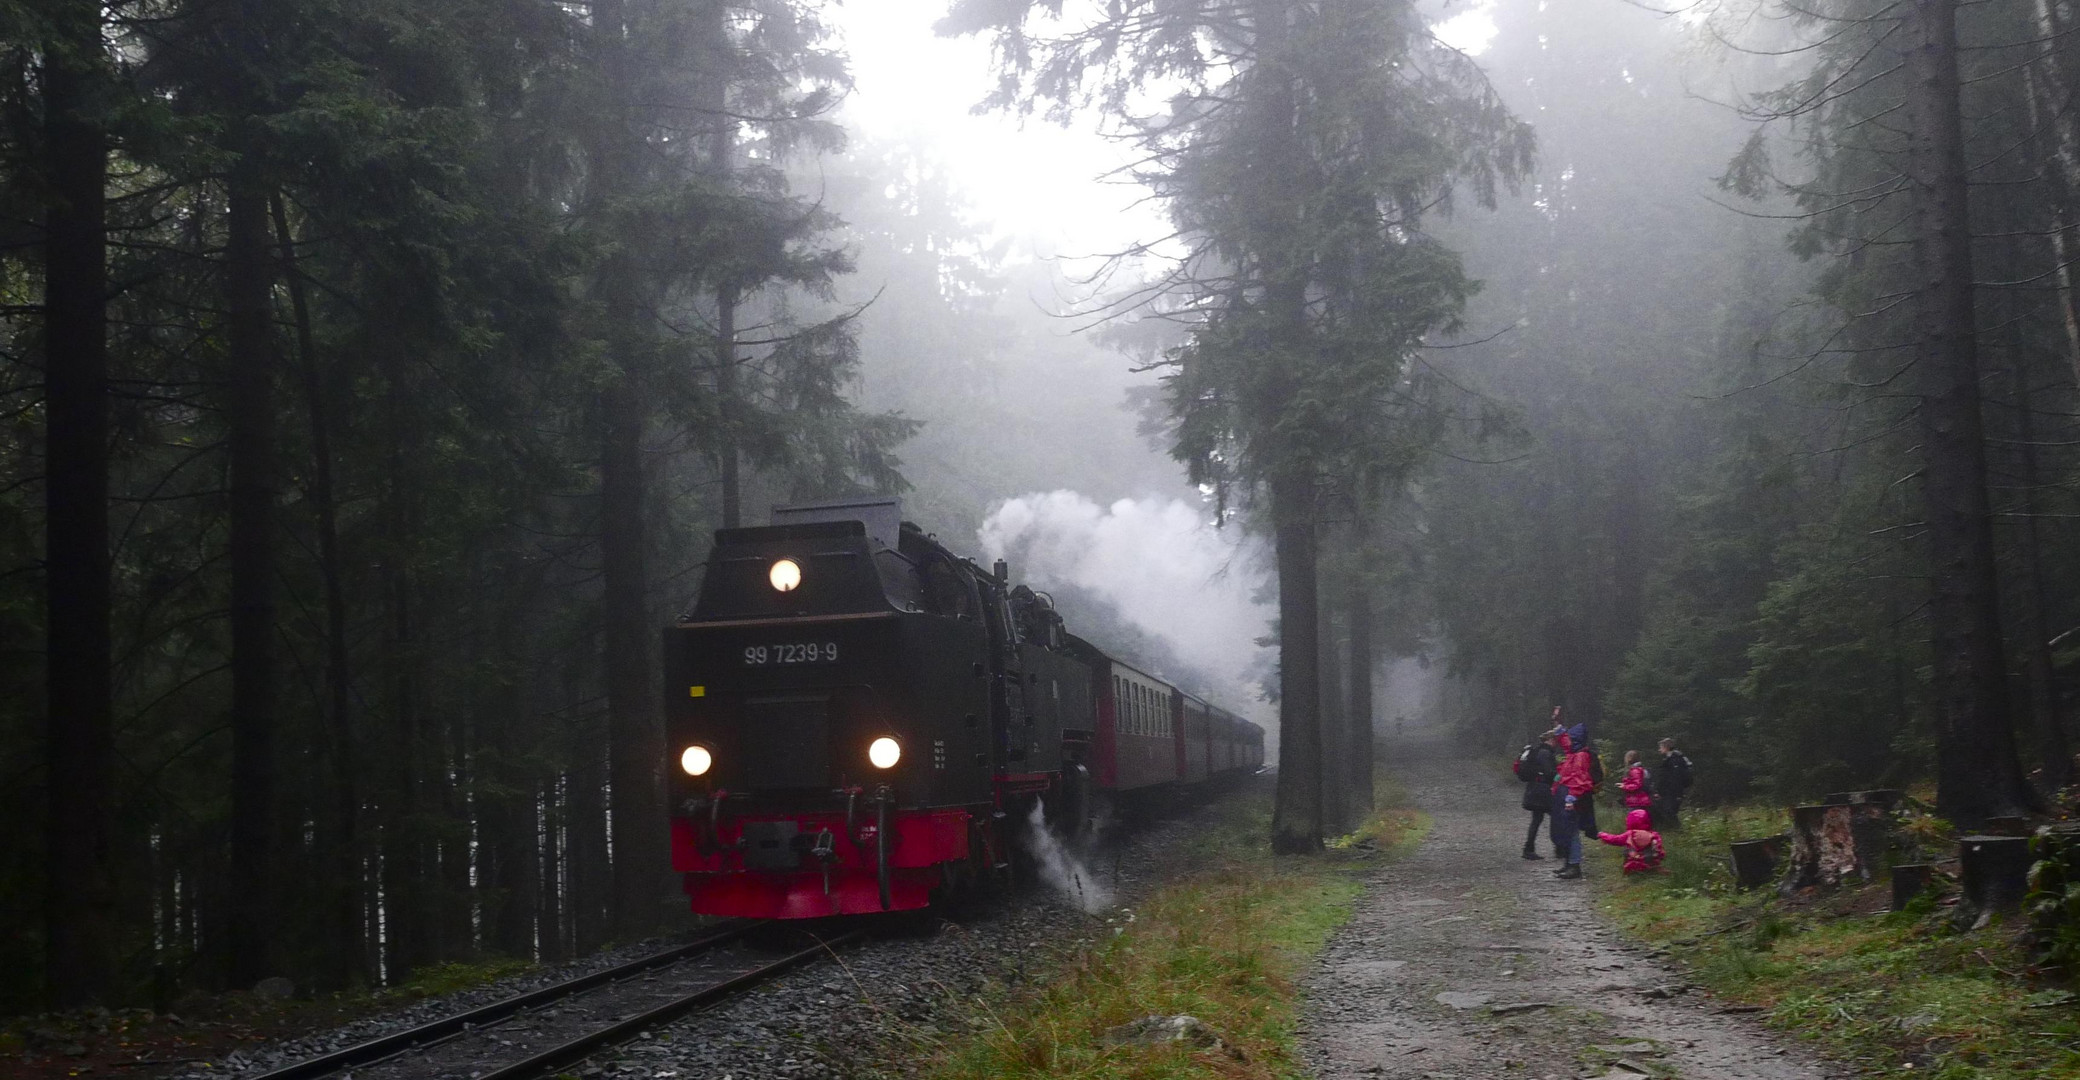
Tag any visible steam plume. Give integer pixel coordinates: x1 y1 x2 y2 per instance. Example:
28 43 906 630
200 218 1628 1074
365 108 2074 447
978 491 1273 731
1024 800 1112 913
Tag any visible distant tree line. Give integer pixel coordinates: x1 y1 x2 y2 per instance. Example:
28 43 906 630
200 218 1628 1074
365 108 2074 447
1421 0 2080 824
4 0 914 1012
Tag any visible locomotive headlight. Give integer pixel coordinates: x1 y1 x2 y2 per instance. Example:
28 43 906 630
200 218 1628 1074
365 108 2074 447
769 558 802 592
679 744 714 777
867 737 902 770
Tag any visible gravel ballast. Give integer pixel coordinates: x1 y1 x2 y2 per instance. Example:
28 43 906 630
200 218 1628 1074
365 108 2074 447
170 780 1262 1080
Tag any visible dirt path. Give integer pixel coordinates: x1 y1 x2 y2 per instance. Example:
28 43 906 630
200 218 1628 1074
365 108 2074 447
1300 731 1858 1080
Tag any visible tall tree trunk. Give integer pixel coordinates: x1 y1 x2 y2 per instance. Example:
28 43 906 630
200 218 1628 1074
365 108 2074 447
591 0 667 942
600 377 665 939
380 566 431 980
1347 516 1376 816
536 779 564 960
566 756 609 952
2010 368 2072 788
716 289 741 527
1904 0 2035 823
2024 0 2080 388
271 194 363 987
1270 471 1324 853
41 0 119 1008
225 154 281 987
1317 584 1348 834
703 0 742 527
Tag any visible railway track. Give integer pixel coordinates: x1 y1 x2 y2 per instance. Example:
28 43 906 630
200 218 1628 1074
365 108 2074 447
247 922 864 1080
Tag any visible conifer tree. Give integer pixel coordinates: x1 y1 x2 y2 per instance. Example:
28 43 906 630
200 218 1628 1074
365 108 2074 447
948 0 1529 850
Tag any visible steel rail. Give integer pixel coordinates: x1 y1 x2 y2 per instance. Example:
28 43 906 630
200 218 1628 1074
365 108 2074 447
473 928 867 1080
246 922 763 1080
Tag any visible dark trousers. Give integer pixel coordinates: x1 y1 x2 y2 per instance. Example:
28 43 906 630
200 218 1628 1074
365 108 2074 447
1656 794 1683 831
1577 798 1598 838
1550 803 1582 864
1524 809 1547 851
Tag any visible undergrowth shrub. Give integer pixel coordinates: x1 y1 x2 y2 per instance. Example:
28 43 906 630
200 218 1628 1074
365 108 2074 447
2027 831 2080 976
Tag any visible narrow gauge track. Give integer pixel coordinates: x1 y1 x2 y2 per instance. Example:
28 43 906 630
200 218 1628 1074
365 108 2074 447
248 923 864 1080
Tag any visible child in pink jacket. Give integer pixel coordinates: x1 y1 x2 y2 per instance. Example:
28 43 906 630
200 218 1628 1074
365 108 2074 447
1619 750 1654 811
1597 808 1666 874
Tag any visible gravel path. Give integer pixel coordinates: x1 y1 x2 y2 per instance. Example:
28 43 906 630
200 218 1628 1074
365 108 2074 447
1301 730 1857 1080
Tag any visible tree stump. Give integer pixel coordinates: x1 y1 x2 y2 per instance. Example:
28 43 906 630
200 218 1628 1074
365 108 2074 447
1820 789 1905 811
1785 803 1891 890
1958 835 2032 911
1730 835 1789 890
1891 863 1936 911
1981 816 2029 837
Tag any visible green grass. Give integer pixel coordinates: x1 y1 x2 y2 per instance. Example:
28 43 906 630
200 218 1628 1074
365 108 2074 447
915 785 1428 1080
1595 804 2080 1079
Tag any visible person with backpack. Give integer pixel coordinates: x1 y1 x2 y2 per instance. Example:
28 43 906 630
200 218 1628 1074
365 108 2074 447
1515 729 1560 860
1655 737 1694 831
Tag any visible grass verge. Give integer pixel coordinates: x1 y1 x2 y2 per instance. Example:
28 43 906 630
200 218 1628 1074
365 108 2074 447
1594 804 2080 1080
916 783 1428 1080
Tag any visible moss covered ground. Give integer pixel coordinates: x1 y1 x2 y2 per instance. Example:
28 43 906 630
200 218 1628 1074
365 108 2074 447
914 786 1427 1080
1594 804 2080 1079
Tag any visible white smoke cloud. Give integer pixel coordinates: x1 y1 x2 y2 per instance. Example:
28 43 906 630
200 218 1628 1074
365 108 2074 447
978 491 1274 732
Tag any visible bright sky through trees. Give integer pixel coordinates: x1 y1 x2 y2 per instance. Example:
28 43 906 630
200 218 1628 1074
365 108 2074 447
828 3 1161 259
830 3 1497 262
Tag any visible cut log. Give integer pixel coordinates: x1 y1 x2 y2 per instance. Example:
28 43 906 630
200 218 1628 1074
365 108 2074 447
1730 835 1789 890
1957 835 2032 911
1891 863 1936 911
1785 803 1892 890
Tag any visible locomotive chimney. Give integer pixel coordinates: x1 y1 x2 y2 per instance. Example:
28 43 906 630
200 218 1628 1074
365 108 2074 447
993 559 1008 583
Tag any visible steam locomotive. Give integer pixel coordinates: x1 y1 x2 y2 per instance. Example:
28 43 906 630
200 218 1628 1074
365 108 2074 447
663 497 1264 919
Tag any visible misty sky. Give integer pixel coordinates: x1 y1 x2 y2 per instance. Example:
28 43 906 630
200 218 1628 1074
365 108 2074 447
828 3 1497 258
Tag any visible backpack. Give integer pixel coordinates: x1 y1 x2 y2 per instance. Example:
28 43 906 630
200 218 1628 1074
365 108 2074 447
1664 751 1694 792
1512 744 1534 780
1586 748 1606 789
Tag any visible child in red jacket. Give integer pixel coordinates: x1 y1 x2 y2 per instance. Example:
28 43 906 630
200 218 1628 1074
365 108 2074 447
1597 808 1666 874
1619 750 1654 811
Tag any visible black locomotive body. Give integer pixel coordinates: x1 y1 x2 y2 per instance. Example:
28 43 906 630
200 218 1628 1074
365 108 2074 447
664 498 1260 918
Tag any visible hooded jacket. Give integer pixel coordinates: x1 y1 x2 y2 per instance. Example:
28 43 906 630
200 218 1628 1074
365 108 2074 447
1620 763 1653 809
1597 808 1665 873
1554 748 1596 799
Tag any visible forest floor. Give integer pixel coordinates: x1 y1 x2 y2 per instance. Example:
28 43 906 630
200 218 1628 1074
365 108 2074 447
1300 730 1852 1080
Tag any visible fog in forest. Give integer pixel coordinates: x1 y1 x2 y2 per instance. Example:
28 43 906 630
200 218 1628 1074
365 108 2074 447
13 0 2079 1011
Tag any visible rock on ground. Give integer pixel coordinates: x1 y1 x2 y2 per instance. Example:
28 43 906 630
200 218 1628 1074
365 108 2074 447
1301 729 1855 1080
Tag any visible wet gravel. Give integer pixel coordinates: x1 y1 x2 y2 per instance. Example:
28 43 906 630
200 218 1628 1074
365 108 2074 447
1300 731 1849 1080
173 780 1259 1080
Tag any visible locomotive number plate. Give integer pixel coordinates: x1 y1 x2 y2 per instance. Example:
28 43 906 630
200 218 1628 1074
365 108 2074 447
742 642 840 666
